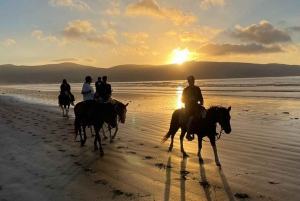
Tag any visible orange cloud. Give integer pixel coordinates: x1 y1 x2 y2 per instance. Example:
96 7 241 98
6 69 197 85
226 21 291 44
48 0 91 11
62 20 117 45
200 0 226 10
31 30 57 42
198 43 284 55
3 39 16 46
125 0 197 25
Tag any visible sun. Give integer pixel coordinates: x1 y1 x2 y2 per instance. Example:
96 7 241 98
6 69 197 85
169 48 191 64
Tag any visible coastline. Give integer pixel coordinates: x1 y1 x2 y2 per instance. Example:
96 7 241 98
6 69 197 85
1 87 300 200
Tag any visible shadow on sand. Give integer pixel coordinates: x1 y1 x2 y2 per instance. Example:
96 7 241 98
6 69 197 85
164 156 171 201
219 167 235 201
199 162 212 201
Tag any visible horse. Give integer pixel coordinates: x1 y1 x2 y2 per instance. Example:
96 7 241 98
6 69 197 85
74 100 128 155
58 91 72 118
162 105 232 166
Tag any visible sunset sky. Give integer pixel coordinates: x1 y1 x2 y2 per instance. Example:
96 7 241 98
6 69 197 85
1 0 300 68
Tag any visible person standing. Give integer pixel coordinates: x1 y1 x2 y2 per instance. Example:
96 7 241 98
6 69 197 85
181 76 204 141
95 77 102 96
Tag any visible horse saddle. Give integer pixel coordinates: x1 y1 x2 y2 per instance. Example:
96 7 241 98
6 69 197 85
179 106 207 124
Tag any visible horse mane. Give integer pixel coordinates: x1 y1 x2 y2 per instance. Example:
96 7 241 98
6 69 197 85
208 105 226 111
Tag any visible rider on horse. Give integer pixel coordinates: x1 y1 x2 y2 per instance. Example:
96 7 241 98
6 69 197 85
59 79 75 106
98 76 112 102
182 75 204 141
81 76 94 125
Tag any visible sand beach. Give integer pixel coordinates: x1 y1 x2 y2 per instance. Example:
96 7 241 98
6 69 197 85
1 79 300 201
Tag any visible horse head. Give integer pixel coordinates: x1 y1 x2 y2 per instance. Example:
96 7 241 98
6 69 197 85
114 101 128 124
217 106 232 134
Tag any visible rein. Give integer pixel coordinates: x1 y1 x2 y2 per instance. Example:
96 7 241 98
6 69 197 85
202 127 224 142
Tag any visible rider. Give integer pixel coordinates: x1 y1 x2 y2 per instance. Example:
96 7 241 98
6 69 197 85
95 77 102 97
81 76 94 125
98 76 112 102
59 79 75 106
181 75 204 141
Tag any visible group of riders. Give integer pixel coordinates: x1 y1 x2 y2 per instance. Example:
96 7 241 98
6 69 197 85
59 75 204 141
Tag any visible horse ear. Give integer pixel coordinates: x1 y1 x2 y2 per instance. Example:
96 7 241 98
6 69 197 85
125 103 129 106
228 106 231 111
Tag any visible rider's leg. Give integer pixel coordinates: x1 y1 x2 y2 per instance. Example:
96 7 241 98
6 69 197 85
186 116 194 141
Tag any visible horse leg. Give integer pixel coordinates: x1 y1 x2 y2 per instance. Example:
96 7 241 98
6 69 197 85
95 124 104 156
82 125 87 144
94 126 99 150
209 136 221 166
62 107 65 117
108 124 113 143
66 105 69 118
179 127 188 157
102 124 108 140
197 136 204 163
79 125 85 147
112 124 118 140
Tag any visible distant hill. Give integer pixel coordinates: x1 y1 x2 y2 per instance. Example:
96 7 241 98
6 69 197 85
1 61 300 84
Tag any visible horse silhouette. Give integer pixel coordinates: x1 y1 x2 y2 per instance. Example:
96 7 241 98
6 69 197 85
162 105 232 166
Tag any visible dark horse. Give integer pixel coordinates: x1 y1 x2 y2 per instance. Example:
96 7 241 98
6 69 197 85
58 91 72 118
74 100 128 155
162 105 232 166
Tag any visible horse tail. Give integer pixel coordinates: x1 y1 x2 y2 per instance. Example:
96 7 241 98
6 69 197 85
161 131 171 143
161 109 181 143
74 116 80 140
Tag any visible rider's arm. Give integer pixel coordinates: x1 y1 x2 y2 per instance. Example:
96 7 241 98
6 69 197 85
197 87 204 105
81 84 91 94
181 88 186 103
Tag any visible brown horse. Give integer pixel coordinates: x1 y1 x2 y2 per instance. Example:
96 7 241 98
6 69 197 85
58 91 71 118
74 100 128 155
162 105 232 166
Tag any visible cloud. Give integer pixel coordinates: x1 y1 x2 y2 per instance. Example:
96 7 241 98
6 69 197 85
31 30 57 42
62 20 117 45
288 26 300 32
101 20 116 29
50 57 96 63
3 39 16 46
112 45 149 56
226 20 292 44
197 43 284 56
125 0 197 25
180 26 222 43
122 32 149 45
49 0 91 11
165 30 177 36
105 2 121 15
200 0 226 10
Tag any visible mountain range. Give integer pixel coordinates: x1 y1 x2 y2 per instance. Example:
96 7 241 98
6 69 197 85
1 61 300 83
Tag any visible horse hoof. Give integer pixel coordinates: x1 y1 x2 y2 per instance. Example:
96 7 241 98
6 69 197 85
100 151 104 156
168 147 173 152
199 158 204 163
81 140 85 147
183 153 189 158
109 139 113 143
103 136 108 140
94 146 98 150
216 163 221 166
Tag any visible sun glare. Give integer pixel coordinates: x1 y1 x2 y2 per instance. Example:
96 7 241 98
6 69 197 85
170 48 191 64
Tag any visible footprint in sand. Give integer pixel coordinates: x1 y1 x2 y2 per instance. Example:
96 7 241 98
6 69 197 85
93 180 108 185
74 162 82 166
144 156 154 159
58 149 66 152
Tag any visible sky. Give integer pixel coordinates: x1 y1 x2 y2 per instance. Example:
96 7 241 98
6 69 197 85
1 0 300 68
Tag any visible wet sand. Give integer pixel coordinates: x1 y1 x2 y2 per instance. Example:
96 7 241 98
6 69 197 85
1 88 300 201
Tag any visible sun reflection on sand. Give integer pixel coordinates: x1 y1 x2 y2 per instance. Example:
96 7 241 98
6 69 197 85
177 86 184 109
